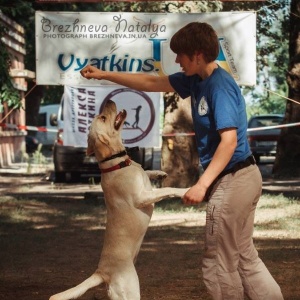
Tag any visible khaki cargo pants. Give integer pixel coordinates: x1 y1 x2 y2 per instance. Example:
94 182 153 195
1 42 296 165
203 164 284 300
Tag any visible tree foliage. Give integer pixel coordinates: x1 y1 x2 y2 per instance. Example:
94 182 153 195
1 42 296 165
222 1 290 116
0 36 20 113
273 0 300 177
0 7 26 113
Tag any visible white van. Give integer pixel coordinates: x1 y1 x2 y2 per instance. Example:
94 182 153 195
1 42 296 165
36 104 59 148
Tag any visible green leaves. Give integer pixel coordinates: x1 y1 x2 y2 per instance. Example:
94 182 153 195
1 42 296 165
0 83 22 113
0 22 22 113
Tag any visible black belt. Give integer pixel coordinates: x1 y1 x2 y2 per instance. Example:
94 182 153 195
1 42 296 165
204 155 256 202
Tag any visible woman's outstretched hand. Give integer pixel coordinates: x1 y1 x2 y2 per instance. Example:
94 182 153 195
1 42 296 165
80 65 103 80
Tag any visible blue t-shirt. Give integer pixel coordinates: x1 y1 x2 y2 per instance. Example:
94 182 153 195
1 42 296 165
169 66 251 170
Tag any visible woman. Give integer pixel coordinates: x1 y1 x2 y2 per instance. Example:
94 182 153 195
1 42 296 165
81 22 283 300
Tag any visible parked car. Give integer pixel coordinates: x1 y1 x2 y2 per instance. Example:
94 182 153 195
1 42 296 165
51 95 154 183
247 114 284 163
36 104 59 149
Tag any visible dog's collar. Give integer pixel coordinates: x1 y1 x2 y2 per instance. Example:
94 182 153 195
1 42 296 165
101 150 127 163
100 147 139 163
99 158 131 173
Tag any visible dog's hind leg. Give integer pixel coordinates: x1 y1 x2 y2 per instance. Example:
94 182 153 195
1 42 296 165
107 266 140 300
49 273 104 300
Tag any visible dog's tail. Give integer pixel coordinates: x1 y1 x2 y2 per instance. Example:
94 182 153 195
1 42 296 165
49 273 104 300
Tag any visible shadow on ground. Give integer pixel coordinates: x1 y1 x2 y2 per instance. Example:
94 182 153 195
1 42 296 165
0 194 299 300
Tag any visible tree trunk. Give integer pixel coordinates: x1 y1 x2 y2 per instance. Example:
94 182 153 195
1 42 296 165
161 93 200 188
25 81 44 137
273 0 300 177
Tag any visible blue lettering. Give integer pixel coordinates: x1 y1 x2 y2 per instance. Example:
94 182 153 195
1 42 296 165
129 58 143 72
58 54 74 71
110 54 122 71
149 39 166 61
142 58 155 72
57 38 168 74
74 58 88 71
90 57 110 70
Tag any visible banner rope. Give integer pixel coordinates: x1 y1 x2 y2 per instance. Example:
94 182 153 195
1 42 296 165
263 88 300 105
0 83 37 124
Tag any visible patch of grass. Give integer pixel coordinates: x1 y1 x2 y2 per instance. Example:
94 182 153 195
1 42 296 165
153 194 300 239
254 194 300 238
154 198 204 213
258 193 297 209
0 197 59 226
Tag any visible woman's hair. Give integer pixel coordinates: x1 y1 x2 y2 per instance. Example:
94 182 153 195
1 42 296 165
170 22 219 63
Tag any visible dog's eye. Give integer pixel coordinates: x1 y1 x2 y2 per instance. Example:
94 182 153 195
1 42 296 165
101 116 106 122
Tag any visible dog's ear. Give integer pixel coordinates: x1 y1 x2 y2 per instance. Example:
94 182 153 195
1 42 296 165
86 135 95 156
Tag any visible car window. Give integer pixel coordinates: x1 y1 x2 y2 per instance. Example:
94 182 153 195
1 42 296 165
249 116 283 128
38 112 47 127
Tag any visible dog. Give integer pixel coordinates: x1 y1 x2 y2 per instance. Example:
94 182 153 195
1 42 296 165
50 100 188 300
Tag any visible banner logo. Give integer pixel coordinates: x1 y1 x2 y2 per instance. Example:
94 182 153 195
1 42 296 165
102 88 155 144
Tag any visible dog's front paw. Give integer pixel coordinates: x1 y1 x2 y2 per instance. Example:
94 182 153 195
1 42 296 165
145 170 168 180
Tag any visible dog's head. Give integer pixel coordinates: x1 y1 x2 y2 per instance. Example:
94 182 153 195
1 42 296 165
87 100 127 161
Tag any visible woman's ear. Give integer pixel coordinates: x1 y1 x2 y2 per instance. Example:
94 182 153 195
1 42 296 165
195 51 202 64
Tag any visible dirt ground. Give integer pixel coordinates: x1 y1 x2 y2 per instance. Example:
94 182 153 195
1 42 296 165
0 170 299 300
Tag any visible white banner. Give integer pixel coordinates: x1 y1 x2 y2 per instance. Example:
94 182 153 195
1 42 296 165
36 12 256 86
63 85 161 147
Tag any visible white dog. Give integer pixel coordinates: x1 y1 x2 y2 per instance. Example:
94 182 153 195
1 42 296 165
50 100 187 300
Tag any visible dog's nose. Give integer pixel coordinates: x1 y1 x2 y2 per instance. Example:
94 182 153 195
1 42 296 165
99 99 115 114
106 99 115 108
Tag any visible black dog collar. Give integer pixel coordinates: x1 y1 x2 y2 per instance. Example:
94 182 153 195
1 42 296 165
101 150 127 163
100 147 140 163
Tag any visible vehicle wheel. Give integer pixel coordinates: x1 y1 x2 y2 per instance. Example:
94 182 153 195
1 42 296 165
253 154 260 164
65 172 81 183
54 172 66 183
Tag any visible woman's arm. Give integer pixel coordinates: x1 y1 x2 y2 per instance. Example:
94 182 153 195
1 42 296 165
80 65 175 92
183 128 237 205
